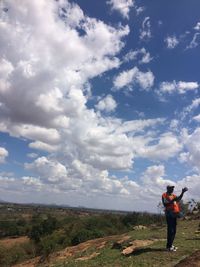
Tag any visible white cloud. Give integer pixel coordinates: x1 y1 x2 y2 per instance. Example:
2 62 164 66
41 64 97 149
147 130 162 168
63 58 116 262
181 97 200 119
141 165 175 189
0 0 131 164
179 127 200 173
165 35 179 49
178 81 199 93
123 50 138 62
22 176 43 191
169 119 179 131
107 0 134 19
140 166 200 203
0 0 129 136
187 33 200 49
25 156 68 183
159 81 199 94
188 98 200 110
176 174 200 201
0 58 14 92
23 156 140 197
194 22 200 31
137 132 182 161
140 50 152 64
140 17 152 41
95 94 117 112
135 6 145 16
1 0 197 210
29 141 59 153
123 48 152 64
193 114 200 122
115 118 164 135
113 67 154 91
27 153 38 159
0 166 199 211
0 147 8 163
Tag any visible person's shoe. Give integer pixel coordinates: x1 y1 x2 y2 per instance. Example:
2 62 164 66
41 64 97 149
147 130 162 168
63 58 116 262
167 246 177 252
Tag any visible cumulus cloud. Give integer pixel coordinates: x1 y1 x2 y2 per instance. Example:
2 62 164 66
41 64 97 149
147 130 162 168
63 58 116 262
107 0 134 19
115 118 164 135
179 127 200 173
95 94 117 113
141 165 175 189
0 164 199 210
0 0 129 152
0 0 129 135
169 119 179 132
28 141 59 153
22 176 43 191
123 48 153 64
0 0 149 200
25 156 68 183
135 132 182 161
1 0 197 209
139 165 200 203
140 17 152 41
193 114 200 122
176 174 200 201
0 147 8 163
159 81 199 94
23 156 140 197
165 35 179 49
113 67 154 91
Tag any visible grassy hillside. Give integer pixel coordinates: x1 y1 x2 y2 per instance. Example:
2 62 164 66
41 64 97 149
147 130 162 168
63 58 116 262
51 220 200 267
2 221 200 266
0 203 199 267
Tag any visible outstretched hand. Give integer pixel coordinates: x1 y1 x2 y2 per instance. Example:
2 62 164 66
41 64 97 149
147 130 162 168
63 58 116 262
182 187 188 193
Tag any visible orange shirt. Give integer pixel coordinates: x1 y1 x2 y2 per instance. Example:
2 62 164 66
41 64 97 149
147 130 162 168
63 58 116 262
162 192 180 213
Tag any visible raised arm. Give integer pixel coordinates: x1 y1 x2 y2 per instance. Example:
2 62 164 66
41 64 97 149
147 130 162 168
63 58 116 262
175 187 188 202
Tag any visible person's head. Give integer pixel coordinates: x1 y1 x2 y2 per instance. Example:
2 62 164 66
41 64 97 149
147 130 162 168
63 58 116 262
166 185 175 194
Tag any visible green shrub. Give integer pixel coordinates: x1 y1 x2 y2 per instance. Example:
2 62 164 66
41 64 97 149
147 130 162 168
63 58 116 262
71 228 104 246
0 219 28 237
28 215 58 242
38 231 64 258
0 244 31 266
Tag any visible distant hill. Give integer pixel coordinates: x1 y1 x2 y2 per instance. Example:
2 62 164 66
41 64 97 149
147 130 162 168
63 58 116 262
0 199 7 203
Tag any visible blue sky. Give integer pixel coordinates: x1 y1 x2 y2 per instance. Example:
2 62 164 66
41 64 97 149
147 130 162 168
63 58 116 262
0 0 200 211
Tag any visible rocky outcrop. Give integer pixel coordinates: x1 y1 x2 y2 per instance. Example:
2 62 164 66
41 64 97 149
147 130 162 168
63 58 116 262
122 239 159 256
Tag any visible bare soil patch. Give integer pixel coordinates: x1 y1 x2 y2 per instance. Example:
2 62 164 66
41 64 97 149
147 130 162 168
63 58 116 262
174 250 200 267
0 236 29 248
13 233 131 267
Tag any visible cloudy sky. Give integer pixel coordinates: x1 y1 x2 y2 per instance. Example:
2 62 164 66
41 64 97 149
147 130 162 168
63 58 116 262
0 0 200 212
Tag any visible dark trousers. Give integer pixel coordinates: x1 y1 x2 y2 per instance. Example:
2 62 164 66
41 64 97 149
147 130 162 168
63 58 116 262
166 215 177 248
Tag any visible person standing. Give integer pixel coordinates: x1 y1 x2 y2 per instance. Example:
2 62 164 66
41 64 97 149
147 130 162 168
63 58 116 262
162 185 188 251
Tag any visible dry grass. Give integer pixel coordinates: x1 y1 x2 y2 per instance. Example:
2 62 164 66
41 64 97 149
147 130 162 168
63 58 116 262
0 236 29 248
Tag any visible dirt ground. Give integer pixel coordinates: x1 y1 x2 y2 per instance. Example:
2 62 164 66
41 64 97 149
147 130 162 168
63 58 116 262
175 250 200 267
0 236 29 248
13 233 132 267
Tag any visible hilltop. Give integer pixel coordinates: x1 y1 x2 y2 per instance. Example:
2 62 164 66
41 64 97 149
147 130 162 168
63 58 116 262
12 219 200 267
